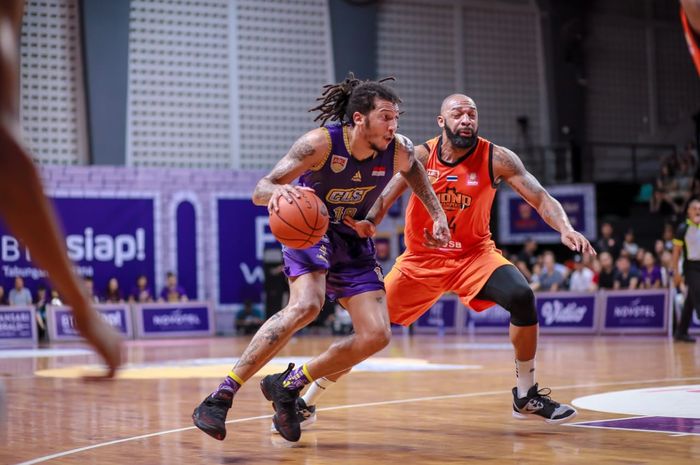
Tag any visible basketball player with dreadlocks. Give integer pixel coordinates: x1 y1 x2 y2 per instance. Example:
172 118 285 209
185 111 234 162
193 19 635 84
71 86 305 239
274 94 596 432
192 73 450 442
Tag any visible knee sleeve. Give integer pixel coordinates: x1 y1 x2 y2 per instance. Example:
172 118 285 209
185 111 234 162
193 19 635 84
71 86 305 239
505 284 538 327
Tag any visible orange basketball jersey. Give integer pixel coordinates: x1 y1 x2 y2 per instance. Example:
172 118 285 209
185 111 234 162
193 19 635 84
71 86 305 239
404 136 497 257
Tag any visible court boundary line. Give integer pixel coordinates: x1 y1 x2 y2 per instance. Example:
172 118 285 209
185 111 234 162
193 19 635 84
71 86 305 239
11 376 700 465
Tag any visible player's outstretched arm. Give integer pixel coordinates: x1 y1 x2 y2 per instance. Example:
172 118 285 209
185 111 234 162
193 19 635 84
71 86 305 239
252 128 329 212
395 135 449 247
0 2 122 376
493 145 596 255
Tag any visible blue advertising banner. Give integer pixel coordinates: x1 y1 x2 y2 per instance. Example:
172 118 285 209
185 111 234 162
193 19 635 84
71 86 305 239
216 197 272 305
47 304 133 341
468 304 511 332
536 293 597 333
0 306 36 346
0 196 156 299
602 290 668 333
415 296 458 333
134 302 213 338
497 184 596 244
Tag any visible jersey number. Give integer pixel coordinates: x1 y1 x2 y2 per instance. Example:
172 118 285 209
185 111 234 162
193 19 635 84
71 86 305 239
331 206 358 224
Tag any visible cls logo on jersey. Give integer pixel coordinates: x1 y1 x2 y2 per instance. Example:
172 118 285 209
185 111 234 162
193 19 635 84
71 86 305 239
467 172 479 186
331 154 348 173
427 169 440 184
326 186 376 204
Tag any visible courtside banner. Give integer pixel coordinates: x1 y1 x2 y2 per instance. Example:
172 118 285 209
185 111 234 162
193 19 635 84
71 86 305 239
0 196 156 295
0 306 36 347
536 292 597 333
601 289 669 333
468 304 511 333
497 184 596 244
46 304 133 341
133 302 213 338
415 295 458 334
214 197 271 306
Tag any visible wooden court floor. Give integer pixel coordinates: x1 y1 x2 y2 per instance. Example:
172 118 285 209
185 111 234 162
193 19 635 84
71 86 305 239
1 334 699 464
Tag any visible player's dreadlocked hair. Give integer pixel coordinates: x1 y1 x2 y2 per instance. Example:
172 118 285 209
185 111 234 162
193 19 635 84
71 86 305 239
309 72 400 126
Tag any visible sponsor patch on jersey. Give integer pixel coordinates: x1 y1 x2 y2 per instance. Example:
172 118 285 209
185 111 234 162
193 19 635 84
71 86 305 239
466 172 479 186
352 170 362 182
330 154 348 173
372 166 386 177
446 175 458 182
427 169 440 184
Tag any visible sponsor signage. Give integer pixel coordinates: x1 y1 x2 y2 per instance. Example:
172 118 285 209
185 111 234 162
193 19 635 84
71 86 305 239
415 296 458 333
468 304 511 333
536 293 597 333
0 306 36 346
47 304 133 341
601 290 668 333
133 302 213 338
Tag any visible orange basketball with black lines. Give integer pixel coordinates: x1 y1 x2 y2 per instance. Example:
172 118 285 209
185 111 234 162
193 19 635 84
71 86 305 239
269 190 329 249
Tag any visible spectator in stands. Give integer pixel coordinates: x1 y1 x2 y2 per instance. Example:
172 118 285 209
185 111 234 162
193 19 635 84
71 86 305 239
0 285 5 305
662 223 676 251
639 251 663 289
651 164 678 214
621 230 639 257
613 255 640 290
83 276 100 304
9 277 32 306
330 303 353 336
568 254 597 292
103 277 124 303
511 255 532 283
653 239 665 259
596 222 620 257
236 300 264 335
659 249 675 288
597 251 616 289
160 271 188 302
34 285 48 340
50 290 63 306
633 248 646 273
531 251 566 292
670 159 694 214
517 238 538 272
129 274 154 303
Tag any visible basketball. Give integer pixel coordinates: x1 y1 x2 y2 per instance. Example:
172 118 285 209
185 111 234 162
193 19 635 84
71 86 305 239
269 190 329 249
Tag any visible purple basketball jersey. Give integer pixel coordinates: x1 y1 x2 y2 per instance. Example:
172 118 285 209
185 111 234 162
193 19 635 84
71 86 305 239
285 124 399 300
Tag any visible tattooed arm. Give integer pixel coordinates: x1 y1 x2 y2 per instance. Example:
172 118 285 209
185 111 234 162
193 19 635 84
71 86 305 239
396 135 449 246
493 144 596 255
252 128 329 212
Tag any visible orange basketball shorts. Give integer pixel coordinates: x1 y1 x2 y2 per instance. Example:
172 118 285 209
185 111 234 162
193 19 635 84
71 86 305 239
385 247 511 326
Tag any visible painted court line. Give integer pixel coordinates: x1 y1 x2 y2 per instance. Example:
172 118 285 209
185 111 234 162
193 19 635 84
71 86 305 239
11 376 700 465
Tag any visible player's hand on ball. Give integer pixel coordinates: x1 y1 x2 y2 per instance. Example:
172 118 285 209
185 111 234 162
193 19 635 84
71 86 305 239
268 185 315 213
561 229 596 255
344 216 376 238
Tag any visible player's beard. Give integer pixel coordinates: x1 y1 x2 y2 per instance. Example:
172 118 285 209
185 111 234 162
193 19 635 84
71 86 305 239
365 119 390 152
445 124 478 149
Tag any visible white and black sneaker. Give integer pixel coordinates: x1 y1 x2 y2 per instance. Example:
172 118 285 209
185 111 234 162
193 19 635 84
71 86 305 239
271 397 317 433
512 384 577 424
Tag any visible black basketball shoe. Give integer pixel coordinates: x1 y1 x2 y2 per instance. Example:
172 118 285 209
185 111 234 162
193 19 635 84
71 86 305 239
260 363 303 442
512 384 577 424
271 397 317 433
192 388 233 440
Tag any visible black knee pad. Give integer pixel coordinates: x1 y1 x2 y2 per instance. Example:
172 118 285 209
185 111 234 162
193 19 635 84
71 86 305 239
506 284 538 327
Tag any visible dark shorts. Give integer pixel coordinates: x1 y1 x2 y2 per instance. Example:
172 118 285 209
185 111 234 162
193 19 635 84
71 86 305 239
283 228 385 301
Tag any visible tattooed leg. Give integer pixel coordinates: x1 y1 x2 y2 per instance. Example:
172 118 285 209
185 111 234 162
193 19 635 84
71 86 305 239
232 271 326 381
304 290 391 379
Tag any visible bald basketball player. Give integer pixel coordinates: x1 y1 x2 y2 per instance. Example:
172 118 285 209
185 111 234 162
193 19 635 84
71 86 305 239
0 1 122 375
280 94 596 432
681 0 700 75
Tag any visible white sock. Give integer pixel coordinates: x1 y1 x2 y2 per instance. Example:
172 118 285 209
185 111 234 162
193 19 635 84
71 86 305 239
302 377 334 406
515 358 536 398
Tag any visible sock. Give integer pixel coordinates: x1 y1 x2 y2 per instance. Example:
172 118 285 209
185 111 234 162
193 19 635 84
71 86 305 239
515 358 535 398
302 377 334 406
282 364 313 391
214 370 244 396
